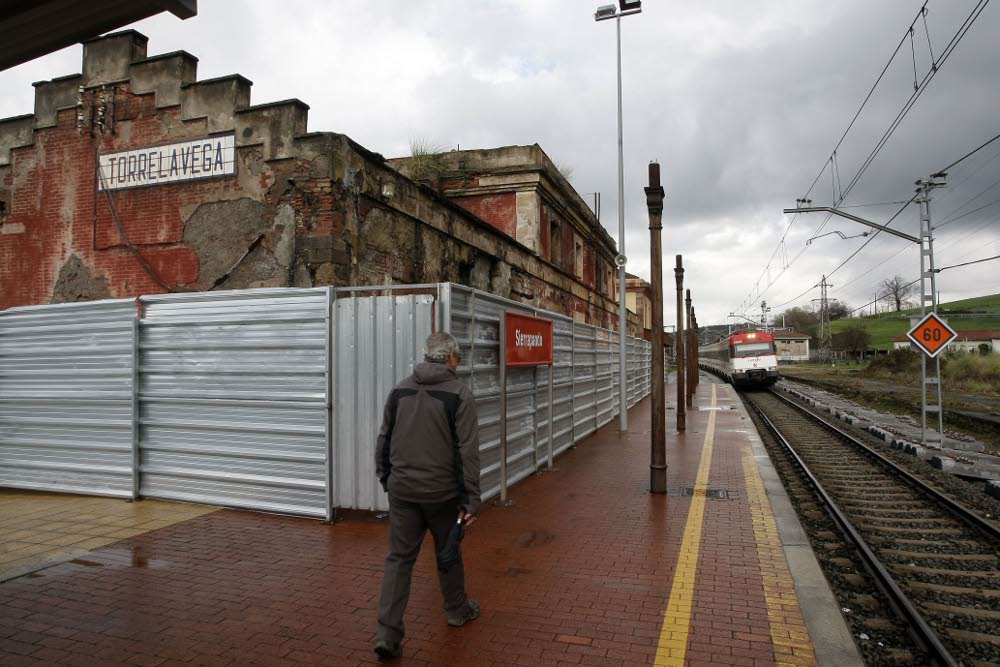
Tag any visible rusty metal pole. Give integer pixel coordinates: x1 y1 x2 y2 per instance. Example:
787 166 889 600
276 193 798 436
645 163 667 493
692 308 699 389
674 256 686 431
685 289 693 407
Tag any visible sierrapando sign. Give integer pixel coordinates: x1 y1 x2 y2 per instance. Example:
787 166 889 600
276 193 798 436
97 133 236 191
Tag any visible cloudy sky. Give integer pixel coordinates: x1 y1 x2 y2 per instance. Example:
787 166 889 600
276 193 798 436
2 0 998 326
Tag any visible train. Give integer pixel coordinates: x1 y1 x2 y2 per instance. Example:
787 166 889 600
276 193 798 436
699 330 779 387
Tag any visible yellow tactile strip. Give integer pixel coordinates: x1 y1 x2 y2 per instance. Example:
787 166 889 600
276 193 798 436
654 384 718 667
742 448 819 667
0 489 216 581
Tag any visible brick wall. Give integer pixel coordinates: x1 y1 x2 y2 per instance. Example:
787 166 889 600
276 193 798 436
449 193 517 238
0 31 639 334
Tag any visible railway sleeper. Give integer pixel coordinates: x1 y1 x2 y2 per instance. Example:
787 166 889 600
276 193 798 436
909 581 1000 600
923 602 1000 622
889 563 1000 578
856 524 965 535
883 550 999 563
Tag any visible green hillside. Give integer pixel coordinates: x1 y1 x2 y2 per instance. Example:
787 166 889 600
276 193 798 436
829 293 1000 350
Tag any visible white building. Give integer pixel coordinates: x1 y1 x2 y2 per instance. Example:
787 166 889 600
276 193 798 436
773 330 811 362
892 329 999 354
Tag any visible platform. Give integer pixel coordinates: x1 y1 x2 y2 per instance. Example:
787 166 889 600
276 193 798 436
0 375 861 666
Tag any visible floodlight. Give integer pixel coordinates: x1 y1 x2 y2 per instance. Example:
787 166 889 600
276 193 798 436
595 5 617 20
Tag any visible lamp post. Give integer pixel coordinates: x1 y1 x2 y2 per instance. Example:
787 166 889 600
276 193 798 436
595 1 641 432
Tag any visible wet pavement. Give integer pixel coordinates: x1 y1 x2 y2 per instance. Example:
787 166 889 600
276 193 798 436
0 491 216 583
0 379 846 666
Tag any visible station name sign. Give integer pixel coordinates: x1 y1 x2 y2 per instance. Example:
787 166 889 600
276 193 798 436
504 311 554 367
97 133 236 191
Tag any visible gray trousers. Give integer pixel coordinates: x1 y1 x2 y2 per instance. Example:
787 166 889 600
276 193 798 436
376 495 470 644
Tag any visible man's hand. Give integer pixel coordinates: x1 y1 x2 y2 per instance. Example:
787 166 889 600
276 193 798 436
459 510 477 527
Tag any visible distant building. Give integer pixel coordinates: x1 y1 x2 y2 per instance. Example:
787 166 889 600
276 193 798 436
773 330 811 362
892 330 999 354
625 273 652 332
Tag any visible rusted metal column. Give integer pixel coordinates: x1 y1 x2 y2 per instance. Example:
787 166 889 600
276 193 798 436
685 289 693 407
645 163 666 493
691 308 699 389
674 256 686 431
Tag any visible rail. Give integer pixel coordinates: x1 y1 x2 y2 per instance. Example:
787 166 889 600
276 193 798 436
744 390 959 667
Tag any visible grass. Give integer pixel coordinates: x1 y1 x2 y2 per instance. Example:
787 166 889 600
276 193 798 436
398 138 448 182
829 292 1000 350
859 348 1000 395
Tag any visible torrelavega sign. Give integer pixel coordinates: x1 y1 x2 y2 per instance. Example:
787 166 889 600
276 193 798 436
97 133 236 191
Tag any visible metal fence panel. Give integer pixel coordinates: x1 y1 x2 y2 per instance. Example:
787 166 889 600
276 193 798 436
536 317 575 460
137 289 329 517
596 328 615 428
1 282 653 517
333 294 433 512
0 300 137 496
449 286 539 501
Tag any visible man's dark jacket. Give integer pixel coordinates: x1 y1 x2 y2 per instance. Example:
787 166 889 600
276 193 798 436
376 362 482 515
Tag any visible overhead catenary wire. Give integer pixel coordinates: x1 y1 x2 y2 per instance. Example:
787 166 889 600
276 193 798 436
937 128 1000 175
936 253 1000 272
730 4 933 317
733 0 993 318
846 253 1000 316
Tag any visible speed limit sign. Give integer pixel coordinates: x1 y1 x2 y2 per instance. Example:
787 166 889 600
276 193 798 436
906 312 957 358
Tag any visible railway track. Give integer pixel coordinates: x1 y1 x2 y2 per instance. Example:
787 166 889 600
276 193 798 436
742 389 1000 666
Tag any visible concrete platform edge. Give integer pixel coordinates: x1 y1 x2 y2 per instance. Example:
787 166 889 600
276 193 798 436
728 385 864 667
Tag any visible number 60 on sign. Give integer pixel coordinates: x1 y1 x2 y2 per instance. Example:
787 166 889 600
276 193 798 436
905 312 958 358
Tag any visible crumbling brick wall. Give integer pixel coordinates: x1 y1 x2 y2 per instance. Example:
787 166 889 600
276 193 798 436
0 30 639 334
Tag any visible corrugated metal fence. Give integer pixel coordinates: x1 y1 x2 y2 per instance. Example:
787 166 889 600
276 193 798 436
0 299 137 497
0 283 652 519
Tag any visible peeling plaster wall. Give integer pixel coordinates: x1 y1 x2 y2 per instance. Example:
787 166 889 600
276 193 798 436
0 31 325 309
0 31 638 334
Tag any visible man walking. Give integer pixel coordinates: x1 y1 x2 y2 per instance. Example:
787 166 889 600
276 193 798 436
374 332 482 659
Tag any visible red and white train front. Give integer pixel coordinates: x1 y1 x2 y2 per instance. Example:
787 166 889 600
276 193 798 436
700 331 779 387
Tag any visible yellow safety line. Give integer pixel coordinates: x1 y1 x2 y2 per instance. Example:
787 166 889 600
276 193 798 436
654 384 717 667
741 448 818 666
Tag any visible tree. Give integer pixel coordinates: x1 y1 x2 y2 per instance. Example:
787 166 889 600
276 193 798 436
828 300 851 320
775 306 818 335
834 323 871 359
880 275 915 312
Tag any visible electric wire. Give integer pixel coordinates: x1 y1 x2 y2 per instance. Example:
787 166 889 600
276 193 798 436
935 196 1000 229
731 4 934 316
736 0 992 317
937 128 1000 174
936 253 1000 271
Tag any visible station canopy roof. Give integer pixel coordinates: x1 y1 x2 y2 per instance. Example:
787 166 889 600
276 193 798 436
0 0 196 71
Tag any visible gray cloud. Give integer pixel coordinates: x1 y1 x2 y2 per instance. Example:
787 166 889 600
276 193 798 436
2 0 997 324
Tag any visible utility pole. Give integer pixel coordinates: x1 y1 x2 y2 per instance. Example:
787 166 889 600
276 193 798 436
785 187 948 448
916 174 947 447
645 162 666 493
674 255 685 432
813 275 833 364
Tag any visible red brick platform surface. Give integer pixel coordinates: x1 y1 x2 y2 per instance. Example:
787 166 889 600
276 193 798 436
0 379 821 666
